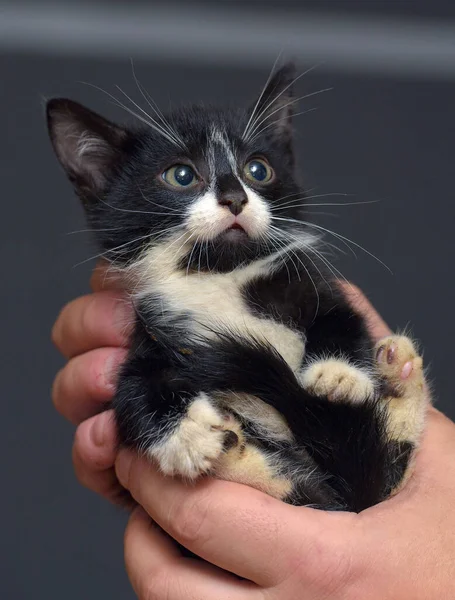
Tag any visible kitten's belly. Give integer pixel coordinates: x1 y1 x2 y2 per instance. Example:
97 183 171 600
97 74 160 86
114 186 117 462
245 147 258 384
150 270 306 372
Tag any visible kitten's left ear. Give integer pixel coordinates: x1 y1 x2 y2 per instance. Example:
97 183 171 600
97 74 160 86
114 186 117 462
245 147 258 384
245 63 296 143
46 98 128 202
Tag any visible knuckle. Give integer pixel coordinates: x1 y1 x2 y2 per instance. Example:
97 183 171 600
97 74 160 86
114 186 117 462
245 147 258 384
168 487 214 547
303 530 357 598
52 359 79 415
142 567 173 600
79 294 99 339
85 351 108 395
72 432 90 487
51 369 64 412
51 304 68 350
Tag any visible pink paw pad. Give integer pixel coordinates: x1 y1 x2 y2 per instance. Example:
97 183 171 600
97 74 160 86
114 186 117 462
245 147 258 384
401 360 414 380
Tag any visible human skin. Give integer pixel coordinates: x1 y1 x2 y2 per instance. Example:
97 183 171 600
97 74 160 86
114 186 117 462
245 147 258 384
52 264 455 599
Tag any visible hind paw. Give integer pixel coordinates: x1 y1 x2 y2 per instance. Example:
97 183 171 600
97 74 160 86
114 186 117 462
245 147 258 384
149 394 240 480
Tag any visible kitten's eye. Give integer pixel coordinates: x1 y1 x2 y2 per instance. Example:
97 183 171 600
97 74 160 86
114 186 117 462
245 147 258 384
243 158 274 184
162 164 197 188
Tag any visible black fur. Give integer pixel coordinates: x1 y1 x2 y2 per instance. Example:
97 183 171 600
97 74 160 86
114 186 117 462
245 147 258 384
47 63 411 514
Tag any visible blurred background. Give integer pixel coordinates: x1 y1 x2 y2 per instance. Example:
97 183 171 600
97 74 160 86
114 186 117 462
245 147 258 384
2 1 454 597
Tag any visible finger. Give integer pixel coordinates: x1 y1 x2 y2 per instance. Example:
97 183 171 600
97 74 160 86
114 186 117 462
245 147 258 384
116 452 328 586
125 507 261 600
90 260 126 292
52 347 127 424
52 291 133 359
412 408 455 479
72 411 126 504
339 282 391 340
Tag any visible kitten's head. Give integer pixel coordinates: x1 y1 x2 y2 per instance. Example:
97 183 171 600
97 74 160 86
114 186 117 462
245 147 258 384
47 64 311 274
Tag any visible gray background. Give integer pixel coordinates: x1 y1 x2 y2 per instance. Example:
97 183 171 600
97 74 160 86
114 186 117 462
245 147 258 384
2 1 455 598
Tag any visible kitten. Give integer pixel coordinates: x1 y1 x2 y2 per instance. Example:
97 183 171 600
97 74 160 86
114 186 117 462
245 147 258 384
47 64 428 512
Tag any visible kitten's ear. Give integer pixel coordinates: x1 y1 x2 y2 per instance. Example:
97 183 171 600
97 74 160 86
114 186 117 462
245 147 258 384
46 98 128 200
246 63 296 142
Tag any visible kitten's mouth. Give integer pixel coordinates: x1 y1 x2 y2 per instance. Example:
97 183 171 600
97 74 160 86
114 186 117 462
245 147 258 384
222 222 248 242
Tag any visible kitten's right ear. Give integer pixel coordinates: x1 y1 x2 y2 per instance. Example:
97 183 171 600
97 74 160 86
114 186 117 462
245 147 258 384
46 99 128 200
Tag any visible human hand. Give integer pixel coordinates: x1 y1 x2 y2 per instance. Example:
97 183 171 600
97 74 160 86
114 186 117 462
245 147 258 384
116 404 455 599
52 265 455 598
51 262 133 502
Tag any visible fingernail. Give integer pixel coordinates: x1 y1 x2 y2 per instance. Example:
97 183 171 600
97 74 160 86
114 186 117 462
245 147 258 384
105 350 127 389
90 412 109 447
116 450 133 487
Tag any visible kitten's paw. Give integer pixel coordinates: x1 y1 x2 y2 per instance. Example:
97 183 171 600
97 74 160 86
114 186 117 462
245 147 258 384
300 359 375 403
150 393 239 479
375 335 424 395
375 335 427 445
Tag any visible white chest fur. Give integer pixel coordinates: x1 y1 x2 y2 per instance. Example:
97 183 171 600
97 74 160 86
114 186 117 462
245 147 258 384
137 246 306 373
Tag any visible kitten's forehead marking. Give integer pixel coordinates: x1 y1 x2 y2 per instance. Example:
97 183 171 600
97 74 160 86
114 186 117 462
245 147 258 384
207 125 238 181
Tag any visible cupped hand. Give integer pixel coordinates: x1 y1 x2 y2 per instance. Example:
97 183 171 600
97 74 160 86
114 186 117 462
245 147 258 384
52 264 455 598
51 262 132 502
115 407 455 599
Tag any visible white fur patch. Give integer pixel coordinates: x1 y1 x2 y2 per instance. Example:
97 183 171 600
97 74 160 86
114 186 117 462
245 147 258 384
185 186 271 240
148 393 226 479
185 191 234 240
209 126 238 174
136 235 307 372
300 358 375 403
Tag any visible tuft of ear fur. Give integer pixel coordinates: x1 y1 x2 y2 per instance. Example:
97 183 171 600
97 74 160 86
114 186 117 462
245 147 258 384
46 99 128 201
245 62 296 143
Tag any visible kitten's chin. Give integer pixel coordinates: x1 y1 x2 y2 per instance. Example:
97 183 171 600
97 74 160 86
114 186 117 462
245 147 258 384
221 225 249 244
180 227 272 274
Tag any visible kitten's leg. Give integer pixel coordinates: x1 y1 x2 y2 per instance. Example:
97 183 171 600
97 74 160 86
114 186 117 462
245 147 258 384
213 415 336 506
115 357 241 480
150 393 240 479
299 358 375 403
213 417 291 500
374 335 428 494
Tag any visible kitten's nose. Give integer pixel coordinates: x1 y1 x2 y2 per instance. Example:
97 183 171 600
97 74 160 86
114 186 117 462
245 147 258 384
218 190 248 216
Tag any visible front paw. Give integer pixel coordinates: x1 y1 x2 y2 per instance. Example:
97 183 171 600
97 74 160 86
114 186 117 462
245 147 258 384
375 335 427 444
300 359 375 403
149 393 239 479
375 335 424 396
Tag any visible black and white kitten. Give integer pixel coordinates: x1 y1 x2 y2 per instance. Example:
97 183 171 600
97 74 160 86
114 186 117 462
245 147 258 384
47 64 427 512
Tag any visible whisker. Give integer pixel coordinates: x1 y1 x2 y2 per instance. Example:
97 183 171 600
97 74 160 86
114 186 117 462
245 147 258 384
186 235 201 276
275 227 333 295
269 226 320 318
115 85 185 150
73 232 153 268
244 64 322 142
65 227 125 235
242 52 283 141
80 81 184 150
130 59 186 150
271 216 392 273
272 199 379 212
264 230 293 283
96 194 179 218
137 185 186 215
247 86 332 141
249 108 318 143
273 192 352 209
